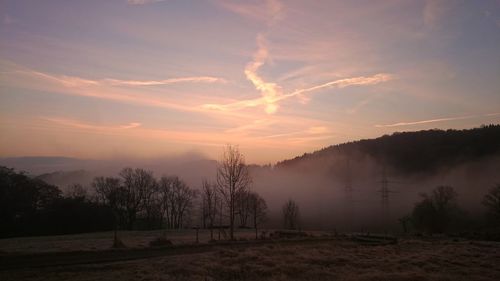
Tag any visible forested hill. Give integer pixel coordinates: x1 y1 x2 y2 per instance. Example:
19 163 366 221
276 125 500 175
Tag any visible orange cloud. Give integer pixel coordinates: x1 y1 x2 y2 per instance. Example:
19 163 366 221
203 72 392 113
26 70 225 87
201 29 393 115
42 117 142 131
103 76 225 86
244 34 282 114
4 66 234 116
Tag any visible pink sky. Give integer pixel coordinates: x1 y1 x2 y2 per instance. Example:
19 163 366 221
1 0 499 163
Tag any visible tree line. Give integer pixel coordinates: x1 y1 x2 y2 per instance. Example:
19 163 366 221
0 145 270 240
403 184 500 235
2 144 499 239
277 124 500 175
92 168 197 231
0 166 114 238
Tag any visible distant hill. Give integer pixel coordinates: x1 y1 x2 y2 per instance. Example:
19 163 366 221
0 155 218 191
0 157 96 175
2 125 499 185
37 170 95 192
276 124 500 175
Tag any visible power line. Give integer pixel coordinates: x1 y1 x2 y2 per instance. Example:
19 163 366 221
344 158 353 203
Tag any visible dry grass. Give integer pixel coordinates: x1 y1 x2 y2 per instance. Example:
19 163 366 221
0 229 262 253
1 238 500 281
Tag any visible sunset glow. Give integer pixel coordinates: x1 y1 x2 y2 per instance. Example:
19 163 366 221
1 0 499 163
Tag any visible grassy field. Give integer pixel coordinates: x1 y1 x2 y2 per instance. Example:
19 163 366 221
0 229 264 254
1 232 500 281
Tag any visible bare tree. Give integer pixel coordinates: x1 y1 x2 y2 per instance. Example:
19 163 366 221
236 189 251 228
92 176 125 246
144 185 162 229
66 183 87 199
216 145 252 240
158 176 196 229
283 199 300 230
119 168 157 230
249 192 267 239
201 180 218 240
431 185 457 213
93 177 123 209
411 185 458 233
483 184 500 222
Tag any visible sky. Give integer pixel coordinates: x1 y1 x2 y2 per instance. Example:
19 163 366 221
0 0 499 164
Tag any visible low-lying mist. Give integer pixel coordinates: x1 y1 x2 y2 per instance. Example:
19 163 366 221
4 149 499 232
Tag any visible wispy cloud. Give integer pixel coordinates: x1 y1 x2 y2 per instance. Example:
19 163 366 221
203 72 392 113
215 0 284 25
38 116 322 150
2 67 230 115
423 0 456 28
42 117 142 131
120 122 142 129
201 26 392 115
28 71 100 87
127 0 165 5
375 113 500 128
2 64 267 129
284 73 392 99
103 76 225 86
202 34 394 114
244 34 281 114
24 70 225 87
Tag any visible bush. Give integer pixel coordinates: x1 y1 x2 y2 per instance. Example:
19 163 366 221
149 236 173 247
411 186 461 233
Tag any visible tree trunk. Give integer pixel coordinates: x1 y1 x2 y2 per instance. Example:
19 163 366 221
230 192 234 240
254 212 258 239
128 211 136 230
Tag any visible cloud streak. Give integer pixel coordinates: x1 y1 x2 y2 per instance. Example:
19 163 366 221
38 116 327 150
103 76 225 86
244 34 282 114
127 0 165 5
203 72 392 113
25 70 225 87
0 67 245 122
284 73 393 99
375 113 500 128
202 31 392 114
42 117 142 131
1 64 272 128
215 0 284 25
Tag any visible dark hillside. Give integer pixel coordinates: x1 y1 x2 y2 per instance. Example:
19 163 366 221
276 125 500 175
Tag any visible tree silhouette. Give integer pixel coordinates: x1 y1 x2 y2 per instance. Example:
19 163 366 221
411 185 458 233
201 180 218 240
119 168 157 230
236 189 251 228
0 166 61 237
283 199 300 230
66 183 87 199
216 145 252 240
92 176 125 246
158 176 196 229
483 184 500 223
249 191 267 239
